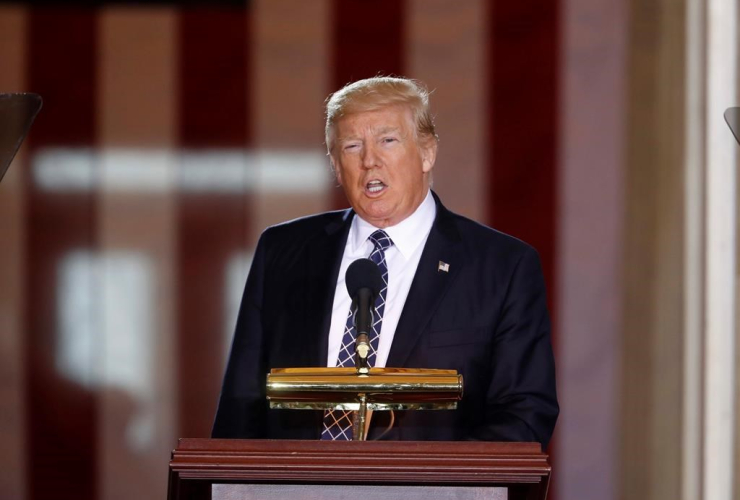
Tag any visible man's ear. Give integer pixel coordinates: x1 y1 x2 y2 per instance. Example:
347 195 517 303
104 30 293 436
421 139 437 173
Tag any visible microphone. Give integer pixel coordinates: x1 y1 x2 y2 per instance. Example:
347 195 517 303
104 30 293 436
345 258 384 371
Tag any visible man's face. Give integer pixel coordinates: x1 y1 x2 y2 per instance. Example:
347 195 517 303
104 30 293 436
330 105 437 228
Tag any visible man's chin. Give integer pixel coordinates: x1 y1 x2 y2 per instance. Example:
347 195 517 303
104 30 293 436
358 205 410 229
356 208 393 228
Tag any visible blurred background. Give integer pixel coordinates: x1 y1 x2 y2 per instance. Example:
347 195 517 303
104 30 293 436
0 1 738 499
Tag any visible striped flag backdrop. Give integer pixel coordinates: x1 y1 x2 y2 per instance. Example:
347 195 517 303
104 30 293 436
0 1 626 500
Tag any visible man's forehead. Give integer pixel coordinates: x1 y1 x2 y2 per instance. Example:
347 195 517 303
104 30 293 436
335 108 413 137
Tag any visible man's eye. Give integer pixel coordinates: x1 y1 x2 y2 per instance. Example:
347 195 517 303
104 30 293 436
344 144 359 151
382 137 397 144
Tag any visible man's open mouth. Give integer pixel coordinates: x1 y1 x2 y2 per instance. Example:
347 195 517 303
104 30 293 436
366 180 386 193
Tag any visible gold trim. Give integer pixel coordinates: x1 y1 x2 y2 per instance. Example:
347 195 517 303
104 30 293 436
266 367 463 411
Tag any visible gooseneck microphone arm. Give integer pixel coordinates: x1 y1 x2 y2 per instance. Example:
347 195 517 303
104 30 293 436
353 288 374 373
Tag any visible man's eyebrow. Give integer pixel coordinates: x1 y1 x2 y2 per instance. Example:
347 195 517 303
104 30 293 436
336 127 403 143
336 135 360 144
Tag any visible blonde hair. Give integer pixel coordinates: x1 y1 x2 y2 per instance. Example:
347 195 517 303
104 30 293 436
325 76 438 151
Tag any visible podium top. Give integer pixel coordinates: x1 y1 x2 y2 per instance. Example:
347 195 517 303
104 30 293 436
0 93 42 183
168 439 551 500
175 437 545 455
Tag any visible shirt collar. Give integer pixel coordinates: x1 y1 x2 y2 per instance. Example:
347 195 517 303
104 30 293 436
349 190 436 260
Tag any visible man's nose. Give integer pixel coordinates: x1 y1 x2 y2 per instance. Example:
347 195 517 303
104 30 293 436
361 143 381 169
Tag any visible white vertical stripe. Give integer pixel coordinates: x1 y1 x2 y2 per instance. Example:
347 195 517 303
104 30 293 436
0 6 27 500
97 8 179 500
406 0 486 222
703 0 738 497
683 0 705 498
251 0 332 245
557 0 627 498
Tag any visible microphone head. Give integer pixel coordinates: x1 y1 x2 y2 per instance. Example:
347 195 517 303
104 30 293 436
345 258 384 299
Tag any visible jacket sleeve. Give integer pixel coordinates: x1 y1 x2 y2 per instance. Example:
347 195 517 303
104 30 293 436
469 247 559 449
211 231 269 438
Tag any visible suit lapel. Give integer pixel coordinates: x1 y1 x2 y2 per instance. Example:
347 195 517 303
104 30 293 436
303 209 353 367
386 195 464 367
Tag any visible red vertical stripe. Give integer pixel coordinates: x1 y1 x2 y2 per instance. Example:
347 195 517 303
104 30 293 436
331 0 406 209
486 0 560 491
487 1 559 316
332 0 406 85
177 7 251 438
26 8 98 500
179 8 249 147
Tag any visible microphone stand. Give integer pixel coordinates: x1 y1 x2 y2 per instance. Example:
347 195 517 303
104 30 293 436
355 333 370 375
353 312 371 440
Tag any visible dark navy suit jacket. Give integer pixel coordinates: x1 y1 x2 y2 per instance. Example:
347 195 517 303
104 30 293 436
212 193 559 448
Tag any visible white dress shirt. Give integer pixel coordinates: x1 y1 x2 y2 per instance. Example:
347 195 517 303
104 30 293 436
326 190 437 368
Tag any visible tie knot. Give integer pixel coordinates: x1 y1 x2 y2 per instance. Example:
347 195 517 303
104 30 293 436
369 229 393 251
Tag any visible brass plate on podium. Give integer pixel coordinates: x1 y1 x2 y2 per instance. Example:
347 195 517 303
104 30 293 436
266 367 463 411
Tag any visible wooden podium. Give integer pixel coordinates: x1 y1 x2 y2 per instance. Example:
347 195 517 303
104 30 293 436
168 438 551 500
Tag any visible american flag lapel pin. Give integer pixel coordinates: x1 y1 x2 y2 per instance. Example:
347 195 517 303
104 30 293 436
438 261 450 273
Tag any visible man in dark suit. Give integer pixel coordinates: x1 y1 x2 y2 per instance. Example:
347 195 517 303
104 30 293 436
212 77 558 448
